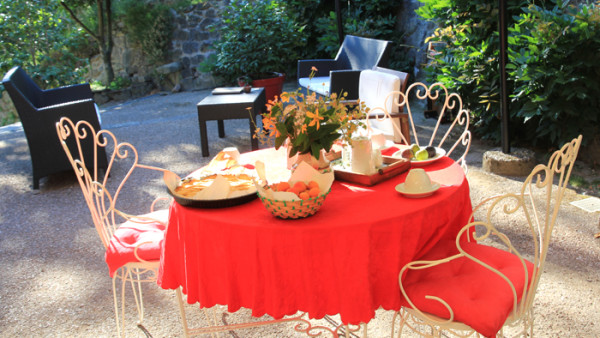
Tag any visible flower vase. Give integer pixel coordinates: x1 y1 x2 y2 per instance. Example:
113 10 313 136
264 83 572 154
290 149 330 172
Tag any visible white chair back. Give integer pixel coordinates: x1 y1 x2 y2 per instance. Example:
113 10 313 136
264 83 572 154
369 82 472 171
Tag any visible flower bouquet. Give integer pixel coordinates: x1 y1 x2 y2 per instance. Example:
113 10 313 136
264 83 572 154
254 69 367 167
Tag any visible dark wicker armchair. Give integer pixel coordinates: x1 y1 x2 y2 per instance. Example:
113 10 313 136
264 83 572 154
2 66 107 189
297 35 392 100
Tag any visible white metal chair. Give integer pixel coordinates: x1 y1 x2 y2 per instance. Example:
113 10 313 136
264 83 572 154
55 116 169 337
391 135 582 337
368 82 472 171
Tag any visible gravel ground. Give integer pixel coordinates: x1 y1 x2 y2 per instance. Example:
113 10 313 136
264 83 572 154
0 85 598 337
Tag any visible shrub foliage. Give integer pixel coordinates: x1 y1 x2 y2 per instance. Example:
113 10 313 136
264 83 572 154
418 0 600 148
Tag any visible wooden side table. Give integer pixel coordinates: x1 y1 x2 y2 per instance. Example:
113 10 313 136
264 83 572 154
196 87 266 157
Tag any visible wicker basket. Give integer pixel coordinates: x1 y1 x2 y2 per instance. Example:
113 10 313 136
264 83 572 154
258 188 331 219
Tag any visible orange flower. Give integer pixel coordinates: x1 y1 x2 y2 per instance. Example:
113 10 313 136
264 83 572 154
306 108 323 130
300 124 307 134
263 116 280 137
262 116 276 130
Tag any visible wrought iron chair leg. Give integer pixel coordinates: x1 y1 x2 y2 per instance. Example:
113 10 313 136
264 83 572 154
130 268 144 324
112 274 122 338
112 268 131 338
121 269 129 336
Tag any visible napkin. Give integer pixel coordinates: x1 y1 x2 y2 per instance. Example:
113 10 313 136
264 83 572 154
256 161 334 201
193 174 231 199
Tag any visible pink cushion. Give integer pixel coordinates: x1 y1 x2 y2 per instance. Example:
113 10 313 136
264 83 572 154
401 240 534 337
105 210 167 277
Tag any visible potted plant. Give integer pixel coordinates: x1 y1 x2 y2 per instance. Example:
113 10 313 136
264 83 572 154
206 0 306 101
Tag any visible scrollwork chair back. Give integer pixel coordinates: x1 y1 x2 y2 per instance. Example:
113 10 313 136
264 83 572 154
368 82 472 172
55 116 169 337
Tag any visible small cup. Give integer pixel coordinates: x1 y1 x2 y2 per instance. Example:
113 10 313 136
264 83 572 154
223 147 240 162
404 169 433 193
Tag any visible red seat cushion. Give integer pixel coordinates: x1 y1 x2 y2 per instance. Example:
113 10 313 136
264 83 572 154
401 239 534 337
105 210 167 277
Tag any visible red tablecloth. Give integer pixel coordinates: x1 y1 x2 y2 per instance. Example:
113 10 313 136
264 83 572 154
158 148 472 325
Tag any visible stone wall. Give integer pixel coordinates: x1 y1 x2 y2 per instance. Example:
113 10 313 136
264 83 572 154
88 31 150 84
171 1 226 90
87 1 226 92
86 0 432 92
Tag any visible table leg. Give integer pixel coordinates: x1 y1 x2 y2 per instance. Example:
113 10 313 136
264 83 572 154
218 120 225 138
198 119 209 157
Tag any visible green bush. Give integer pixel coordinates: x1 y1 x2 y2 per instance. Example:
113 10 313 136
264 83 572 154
0 0 89 88
207 0 306 83
312 0 412 72
0 0 90 126
119 0 174 65
417 0 528 143
417 0 599 148
284 0 324 60
109 76 132 90
508 1 600 146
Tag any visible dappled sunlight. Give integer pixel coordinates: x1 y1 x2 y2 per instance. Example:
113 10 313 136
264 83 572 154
534 262 600 334
0 234 28 253
1 82 598 336
28 264 105 303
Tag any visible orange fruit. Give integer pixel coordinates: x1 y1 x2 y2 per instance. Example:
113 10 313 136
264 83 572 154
308 187 320 197
308 180 319 189
292 181 307 192
299 191 310 200
287 187 302 196
276 181 290 192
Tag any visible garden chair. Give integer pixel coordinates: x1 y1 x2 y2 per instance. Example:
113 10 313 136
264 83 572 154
55 117 169 337
2 66 107 189
368 82 472 171
391 135 582 337
297 35 391 100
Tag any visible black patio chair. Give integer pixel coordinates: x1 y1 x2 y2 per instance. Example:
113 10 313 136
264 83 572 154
2 66 107 189
297 35 392 100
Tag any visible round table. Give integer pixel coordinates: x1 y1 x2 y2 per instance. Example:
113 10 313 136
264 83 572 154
158 147 472 325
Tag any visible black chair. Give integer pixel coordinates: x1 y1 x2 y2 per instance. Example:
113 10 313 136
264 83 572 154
2 66 107 189
297 35 392 100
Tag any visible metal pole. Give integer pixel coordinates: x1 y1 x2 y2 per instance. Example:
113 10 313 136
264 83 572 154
499 0 510 153
335 0 344 44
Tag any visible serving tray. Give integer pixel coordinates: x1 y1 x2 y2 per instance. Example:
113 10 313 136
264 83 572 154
167 188 257 208
332 156 410 186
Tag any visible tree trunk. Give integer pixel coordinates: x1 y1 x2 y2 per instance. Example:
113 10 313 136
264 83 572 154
101 0 114 83
61 0 115 84
102 49 114 84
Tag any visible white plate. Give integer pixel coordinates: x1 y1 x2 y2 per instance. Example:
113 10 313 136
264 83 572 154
391 145 446 166
395 182 440 198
